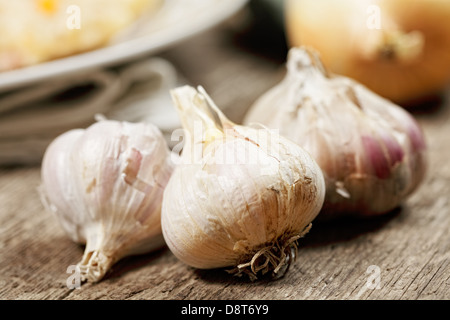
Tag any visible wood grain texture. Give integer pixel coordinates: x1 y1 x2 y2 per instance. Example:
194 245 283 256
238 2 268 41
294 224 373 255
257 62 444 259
1 12 449 300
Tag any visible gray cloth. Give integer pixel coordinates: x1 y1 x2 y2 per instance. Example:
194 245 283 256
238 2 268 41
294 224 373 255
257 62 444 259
0 57 182 166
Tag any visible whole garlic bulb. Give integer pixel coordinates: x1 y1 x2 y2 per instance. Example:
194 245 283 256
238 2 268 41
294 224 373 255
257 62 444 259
244 47 427 218
40 120 175 282
161 86 325 280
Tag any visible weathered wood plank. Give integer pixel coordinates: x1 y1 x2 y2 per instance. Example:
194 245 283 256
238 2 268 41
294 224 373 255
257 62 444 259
0 20 449 300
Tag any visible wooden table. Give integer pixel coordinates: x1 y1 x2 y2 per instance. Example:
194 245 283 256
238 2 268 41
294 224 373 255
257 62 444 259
1 7 449 300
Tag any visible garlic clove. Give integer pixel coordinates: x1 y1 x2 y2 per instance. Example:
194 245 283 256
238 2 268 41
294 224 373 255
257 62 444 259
162 86 325 280
244 47 427 218
40 129 86 243
40 120 175 282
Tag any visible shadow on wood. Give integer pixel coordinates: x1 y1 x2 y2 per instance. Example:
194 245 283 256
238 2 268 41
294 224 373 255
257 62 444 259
301 207 402 248
192 207 403 285
101 246 171 282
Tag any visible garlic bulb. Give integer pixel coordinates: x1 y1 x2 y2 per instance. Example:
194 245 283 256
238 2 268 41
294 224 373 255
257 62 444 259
244 47 427 218
40 120 175 282
161 86 325 280
285 0 450 105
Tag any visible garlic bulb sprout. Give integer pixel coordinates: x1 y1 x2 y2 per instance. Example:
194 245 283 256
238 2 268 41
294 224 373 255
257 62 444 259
285 0 450 105
244 47 427 218
40 120 175 282
161 86 325 280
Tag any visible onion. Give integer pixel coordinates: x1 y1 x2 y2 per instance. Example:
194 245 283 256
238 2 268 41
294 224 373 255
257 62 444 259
285 0 450 105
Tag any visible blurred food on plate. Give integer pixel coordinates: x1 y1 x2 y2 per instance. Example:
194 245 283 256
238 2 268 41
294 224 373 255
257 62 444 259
0 0 162 71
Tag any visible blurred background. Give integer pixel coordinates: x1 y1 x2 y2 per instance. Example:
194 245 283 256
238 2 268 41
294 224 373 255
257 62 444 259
1 0 449 166
1 0 450 301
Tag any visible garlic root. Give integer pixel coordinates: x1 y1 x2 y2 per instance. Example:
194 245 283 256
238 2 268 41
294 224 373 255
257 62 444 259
227 224 311 281
78 250 115 283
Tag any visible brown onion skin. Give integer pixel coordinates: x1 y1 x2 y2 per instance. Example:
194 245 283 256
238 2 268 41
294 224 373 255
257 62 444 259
285 0 450 106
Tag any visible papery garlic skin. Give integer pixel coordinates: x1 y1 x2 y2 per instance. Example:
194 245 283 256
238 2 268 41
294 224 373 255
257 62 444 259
161 86 325 278
40 120 175 282
244 47 427 218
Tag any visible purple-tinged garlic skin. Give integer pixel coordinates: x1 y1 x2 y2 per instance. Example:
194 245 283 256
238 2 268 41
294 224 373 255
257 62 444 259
40 120 175 282
244 47 427 218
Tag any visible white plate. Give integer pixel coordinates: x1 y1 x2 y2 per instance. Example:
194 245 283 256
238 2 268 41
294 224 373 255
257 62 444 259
0 0 248 93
